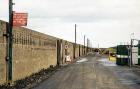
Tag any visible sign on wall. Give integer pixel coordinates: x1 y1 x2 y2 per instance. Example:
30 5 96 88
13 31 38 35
13 13 28 26
65 45 68 49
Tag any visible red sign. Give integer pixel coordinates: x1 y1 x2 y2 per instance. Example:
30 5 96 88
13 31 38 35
13 13 28 26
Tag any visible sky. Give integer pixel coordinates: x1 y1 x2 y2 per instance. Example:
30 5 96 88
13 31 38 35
0 0 140 48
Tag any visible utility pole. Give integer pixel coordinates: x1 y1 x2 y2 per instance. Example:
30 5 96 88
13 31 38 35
74 24 76 58
75 24 76 46
8 0 13 84
84 35 85 54
87 38 89 53
130 39 133 67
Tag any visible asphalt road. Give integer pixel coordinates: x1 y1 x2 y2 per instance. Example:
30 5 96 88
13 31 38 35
32 53 140 89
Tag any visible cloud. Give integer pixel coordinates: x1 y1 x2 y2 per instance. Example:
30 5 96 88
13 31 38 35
0 0 140 47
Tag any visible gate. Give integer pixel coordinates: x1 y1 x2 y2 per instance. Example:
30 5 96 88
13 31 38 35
79 45 80 57
57 40 63 65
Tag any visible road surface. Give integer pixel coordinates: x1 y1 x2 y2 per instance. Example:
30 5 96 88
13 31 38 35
32 53 140 89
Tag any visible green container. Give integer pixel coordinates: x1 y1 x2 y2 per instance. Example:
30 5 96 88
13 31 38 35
116 45 128 65
116 58 121 65
116 46 120 65
122 58 128 65
116 45 123 65
138 45 140 65
138 59 140 65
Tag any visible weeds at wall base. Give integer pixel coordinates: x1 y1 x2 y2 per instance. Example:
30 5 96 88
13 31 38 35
0 65 65 89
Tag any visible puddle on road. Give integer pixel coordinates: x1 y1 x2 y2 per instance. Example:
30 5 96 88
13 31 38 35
98 58 140 87
76 58 88 63
119 72 138 78
121 80 136 85
98 58 117 67
116 71 140 86
120 80 140 85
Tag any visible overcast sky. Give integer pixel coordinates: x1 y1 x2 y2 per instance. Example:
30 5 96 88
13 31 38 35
0 0 140 48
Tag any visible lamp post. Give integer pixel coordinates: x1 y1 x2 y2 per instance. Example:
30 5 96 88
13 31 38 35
126 45 131 68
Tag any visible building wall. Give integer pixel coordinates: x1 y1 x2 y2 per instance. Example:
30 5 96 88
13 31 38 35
0 20 58 84
0 21 7 85
12 26 58 81
0 20 91 85
79 45 83 57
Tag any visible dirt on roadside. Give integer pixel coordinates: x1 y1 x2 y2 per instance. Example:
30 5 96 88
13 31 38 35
0 65 67 89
